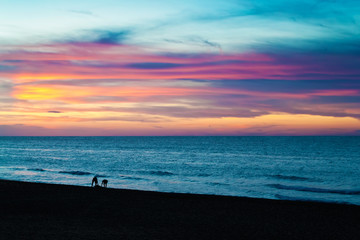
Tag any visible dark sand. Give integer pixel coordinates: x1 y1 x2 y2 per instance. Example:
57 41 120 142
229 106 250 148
1 179 360 240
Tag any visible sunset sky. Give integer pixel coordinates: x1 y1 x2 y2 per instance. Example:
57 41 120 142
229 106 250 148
0 0 360 136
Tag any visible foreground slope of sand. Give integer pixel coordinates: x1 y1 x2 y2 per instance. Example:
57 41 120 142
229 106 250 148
1 179 360 240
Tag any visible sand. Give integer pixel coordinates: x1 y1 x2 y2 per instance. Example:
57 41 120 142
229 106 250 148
1 179 360 240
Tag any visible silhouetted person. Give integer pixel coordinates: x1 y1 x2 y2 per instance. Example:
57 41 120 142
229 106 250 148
101 179 108 188
91 176 98 187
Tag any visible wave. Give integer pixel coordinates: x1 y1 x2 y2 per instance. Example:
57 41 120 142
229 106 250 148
268 184 360 195
198 173 211 177
139 170 175 176
28 168 46 172
121 176 145 181
11 167 26 170
274 194 352 205
95 174 107 178
150 170 174 176
59 171 92 176
207 182 230 186
269 174 312 181
29 168 102 177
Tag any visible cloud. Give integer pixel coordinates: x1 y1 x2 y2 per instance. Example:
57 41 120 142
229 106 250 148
164 39 184 44
311 96 360 104
48 111 62 113
75 115 166 123
254 98 360 119
0 65 16 72
2 41 360 125
0 124 49 136
187 36 222 53
0 78 14 101
0 79 13 89
202 39 221 49
64 29 131 45
183 0 360 54
101 105 267 119
212 79 360 94
244 0 358 25
81 96 128 103
68 10 96 17
92 30 130 44
126 62 184 69
252 36 360 55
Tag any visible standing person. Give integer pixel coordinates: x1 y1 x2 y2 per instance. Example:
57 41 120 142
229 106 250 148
91 176 98 187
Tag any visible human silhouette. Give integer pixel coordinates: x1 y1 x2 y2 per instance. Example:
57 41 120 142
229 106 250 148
91 176 98 187
101 179 108 188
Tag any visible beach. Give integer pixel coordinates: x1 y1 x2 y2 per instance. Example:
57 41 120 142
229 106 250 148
1 179 360 240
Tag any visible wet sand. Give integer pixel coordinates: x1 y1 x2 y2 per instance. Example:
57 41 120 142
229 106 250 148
1 179 360 240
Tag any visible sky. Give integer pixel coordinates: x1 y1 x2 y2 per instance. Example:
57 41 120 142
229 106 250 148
0 0 360 136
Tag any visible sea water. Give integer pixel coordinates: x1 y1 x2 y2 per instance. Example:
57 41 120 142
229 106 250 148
0 136 359 205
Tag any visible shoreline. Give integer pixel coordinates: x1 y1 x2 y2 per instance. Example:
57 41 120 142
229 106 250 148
1 179 360 239
1 178 358 206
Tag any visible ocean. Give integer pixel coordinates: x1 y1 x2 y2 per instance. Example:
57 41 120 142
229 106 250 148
0 136 359 205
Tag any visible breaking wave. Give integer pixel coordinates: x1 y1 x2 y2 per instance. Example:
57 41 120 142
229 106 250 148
268 184 360 195
269 174 313 181
59 171 92 176
28 168 46 172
